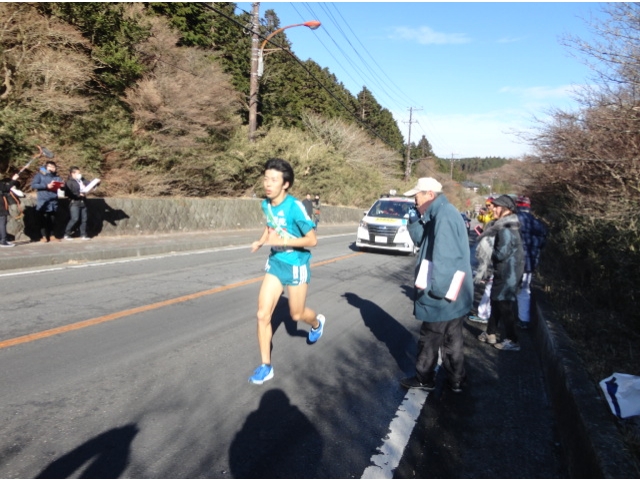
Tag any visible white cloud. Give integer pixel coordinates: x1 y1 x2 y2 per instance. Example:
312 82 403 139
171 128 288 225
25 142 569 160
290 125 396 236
499 85 579 100
389 26 471 45
394 109 534 159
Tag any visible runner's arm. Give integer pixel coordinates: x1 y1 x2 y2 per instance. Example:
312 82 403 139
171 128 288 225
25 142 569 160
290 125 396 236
266 227 317 248
251 226 270 253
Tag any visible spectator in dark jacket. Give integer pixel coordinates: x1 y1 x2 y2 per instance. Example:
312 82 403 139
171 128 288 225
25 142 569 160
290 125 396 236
64 167 91 240
476 194 524 351
400 177 473 393
31 161 63 242
516 196 548 328
0 173 20 247
312 195 321 228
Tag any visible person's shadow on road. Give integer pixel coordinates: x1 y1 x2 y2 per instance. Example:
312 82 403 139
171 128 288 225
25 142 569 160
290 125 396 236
229 389 324 478
342 292 415 372
270 294 307 339
36 424 139 479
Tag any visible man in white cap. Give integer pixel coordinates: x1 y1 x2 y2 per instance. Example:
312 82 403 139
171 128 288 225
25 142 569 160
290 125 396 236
400 177 473 393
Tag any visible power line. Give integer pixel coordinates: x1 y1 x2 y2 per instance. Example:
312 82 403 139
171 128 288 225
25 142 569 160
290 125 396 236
317 3 413 111
301 2 407 113
132 48 240 97
328 3 419 108
288 3 364 91
197 2 401 150
292 2 452 154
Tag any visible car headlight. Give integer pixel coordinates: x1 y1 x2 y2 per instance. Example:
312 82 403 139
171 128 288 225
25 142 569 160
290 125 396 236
397 225 407 234
359 220 369 229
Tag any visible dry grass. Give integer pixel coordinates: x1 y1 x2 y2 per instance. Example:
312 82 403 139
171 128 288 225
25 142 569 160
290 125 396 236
539 250 640 468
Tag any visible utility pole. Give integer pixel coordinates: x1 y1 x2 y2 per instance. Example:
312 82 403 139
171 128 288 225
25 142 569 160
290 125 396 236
248 2 260 142
450 152 458 180
403 107 422 181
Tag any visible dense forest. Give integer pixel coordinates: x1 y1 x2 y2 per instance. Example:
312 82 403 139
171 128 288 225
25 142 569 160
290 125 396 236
0 2 505 206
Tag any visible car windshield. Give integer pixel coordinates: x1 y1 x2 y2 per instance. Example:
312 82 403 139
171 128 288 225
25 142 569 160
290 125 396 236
367 200 412 219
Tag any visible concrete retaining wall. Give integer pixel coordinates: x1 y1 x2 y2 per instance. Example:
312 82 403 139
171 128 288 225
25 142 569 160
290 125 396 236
532 287 639 478
7 196 362 240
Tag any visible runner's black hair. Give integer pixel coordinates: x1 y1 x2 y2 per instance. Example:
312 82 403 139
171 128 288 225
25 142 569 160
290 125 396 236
264 158 294 190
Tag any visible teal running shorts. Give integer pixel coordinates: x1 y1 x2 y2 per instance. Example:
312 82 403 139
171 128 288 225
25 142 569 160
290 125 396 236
265 255 311 286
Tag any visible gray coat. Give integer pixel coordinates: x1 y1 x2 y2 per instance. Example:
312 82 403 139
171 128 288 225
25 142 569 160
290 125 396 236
489 214 525 301
407 194 473 322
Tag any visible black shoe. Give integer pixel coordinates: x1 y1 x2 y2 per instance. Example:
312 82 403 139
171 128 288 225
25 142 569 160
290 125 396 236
517 320 531 329
0 240 15 248
448 380 464 393
400 376 436 391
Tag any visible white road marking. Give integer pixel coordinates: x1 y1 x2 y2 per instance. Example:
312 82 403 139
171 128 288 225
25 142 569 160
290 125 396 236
361 389 429 479
0 233 353 278
0 246 247 278
362 357 442 479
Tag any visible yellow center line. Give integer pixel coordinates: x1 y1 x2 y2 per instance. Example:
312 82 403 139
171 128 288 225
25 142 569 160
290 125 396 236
0 252 362 350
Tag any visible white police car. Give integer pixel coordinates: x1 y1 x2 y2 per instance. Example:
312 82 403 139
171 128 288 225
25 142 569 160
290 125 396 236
355 195 417 254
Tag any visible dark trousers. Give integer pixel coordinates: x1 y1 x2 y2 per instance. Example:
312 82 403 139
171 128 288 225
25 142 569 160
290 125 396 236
0 215 7 241
65 201 87 237
415 315 466 384
38 210 56 239
487 299 518 343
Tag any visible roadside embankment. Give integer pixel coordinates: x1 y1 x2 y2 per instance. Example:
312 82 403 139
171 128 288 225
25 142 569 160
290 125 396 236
533 286 639 478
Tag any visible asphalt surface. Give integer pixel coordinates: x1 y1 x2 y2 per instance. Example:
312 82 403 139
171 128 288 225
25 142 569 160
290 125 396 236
0 223 628 478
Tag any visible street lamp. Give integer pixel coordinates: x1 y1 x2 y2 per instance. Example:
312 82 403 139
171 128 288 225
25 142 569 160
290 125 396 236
248 10 320 142
257 20 321 77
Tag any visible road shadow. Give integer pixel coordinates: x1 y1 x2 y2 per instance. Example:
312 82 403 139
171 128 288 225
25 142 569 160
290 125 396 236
17 199 129 241
270 294 307 339
342 292 415 373
399 284 415 301
228 389 323 478
36 424 139 479
87 199 129 237
19 205 68 241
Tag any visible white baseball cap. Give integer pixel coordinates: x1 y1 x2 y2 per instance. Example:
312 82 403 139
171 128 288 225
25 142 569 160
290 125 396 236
403 177 443 197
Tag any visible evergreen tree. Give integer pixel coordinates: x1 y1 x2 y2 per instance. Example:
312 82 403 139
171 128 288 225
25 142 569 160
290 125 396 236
355 87 403 151
416 135 434 158
148 2 216 47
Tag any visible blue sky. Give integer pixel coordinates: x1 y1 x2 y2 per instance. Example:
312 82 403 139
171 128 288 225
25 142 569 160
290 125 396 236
236 2 607 158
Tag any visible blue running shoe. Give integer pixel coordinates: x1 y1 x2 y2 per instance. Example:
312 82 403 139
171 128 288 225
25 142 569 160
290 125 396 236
307 314 325 344
468 315 488 324
249 364 274 384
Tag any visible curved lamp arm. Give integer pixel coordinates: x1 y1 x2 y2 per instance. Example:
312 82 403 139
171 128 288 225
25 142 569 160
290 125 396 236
258 20 321 77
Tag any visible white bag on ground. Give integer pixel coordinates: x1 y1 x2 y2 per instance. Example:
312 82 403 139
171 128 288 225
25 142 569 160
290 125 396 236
599 373 640 418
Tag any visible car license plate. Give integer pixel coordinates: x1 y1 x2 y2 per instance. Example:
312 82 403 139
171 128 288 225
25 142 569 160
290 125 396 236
375 236 388 243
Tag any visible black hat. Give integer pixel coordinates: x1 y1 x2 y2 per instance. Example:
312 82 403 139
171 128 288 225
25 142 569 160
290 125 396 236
492 194 517 212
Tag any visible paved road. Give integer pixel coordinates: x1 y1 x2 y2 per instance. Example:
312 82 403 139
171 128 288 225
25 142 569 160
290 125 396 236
0 228 568 478
0 235 421 478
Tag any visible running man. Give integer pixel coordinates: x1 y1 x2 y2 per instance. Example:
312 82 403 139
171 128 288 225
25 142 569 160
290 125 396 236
249 158 326 385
